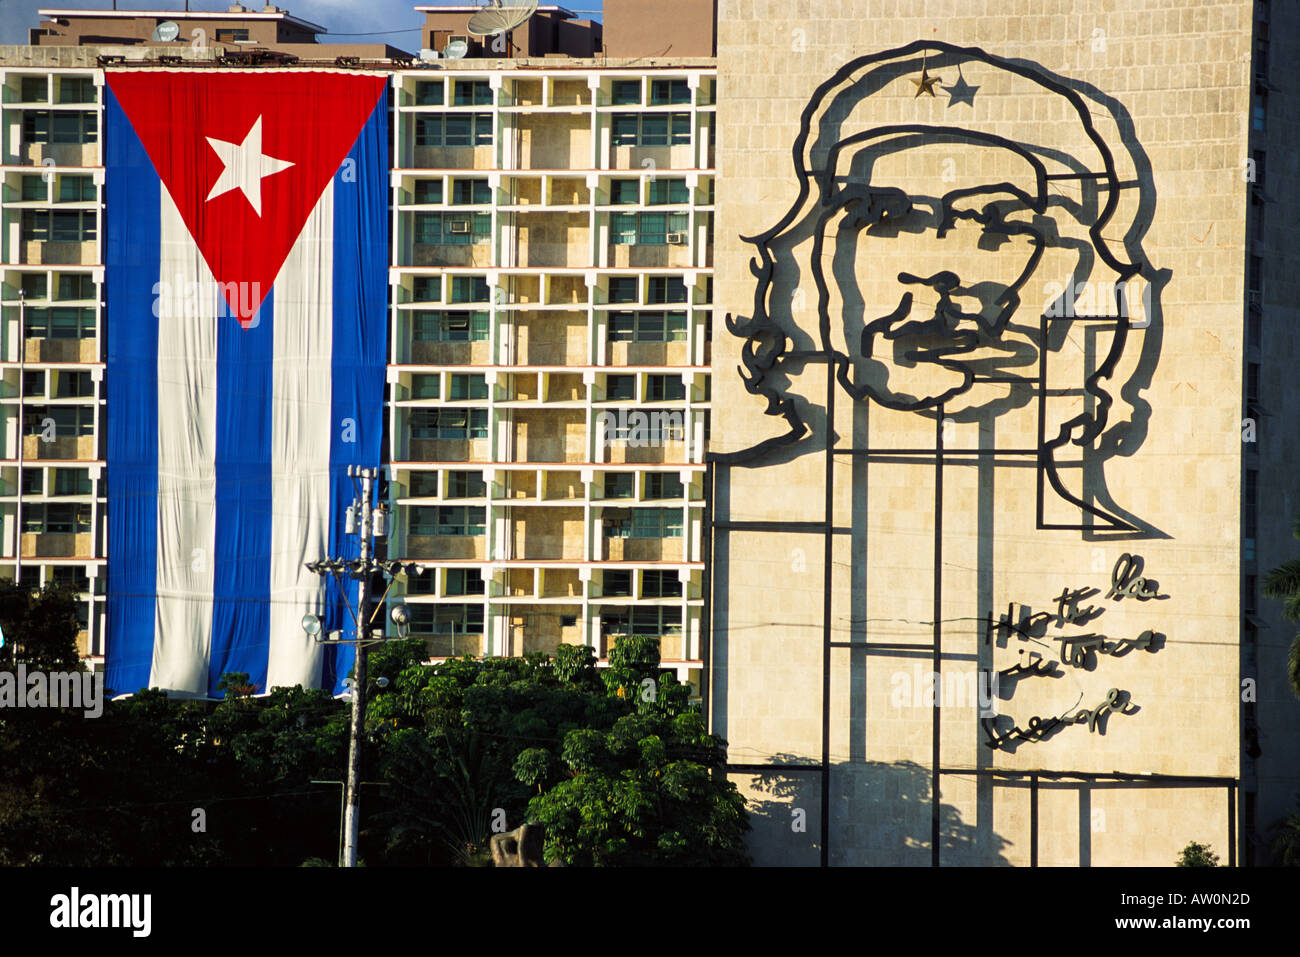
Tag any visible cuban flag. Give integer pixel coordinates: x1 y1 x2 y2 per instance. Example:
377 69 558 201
103 71 388 698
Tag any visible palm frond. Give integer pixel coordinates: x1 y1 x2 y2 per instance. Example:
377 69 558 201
1289 633 1300 701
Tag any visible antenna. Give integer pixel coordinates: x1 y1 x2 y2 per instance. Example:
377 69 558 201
151 21 180 42
466 0 539 39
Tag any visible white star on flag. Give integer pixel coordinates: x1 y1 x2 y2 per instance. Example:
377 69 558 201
205 115 294 216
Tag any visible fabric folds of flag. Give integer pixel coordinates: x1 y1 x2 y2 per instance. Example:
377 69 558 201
104 71 388 698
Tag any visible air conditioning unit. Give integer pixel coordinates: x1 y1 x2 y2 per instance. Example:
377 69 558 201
448 220 472 234
666 231 686 245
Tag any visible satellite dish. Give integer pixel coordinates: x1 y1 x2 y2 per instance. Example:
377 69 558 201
152 21 180 42
443 38 469 59
467 0 538 38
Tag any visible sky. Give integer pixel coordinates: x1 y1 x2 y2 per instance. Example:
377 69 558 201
1 1 604 49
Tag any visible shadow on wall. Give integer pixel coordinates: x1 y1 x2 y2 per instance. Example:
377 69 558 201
740 756 1012 866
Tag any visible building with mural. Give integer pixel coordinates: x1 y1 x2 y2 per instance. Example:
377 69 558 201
1 0 1297 865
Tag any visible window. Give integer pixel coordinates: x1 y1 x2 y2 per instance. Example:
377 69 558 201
22 503 91 535
446 471 486 498
646 179 689 205
603 606 681 637
51 406 95 437
1252 90 1267 132
611 113 691 146
609 277 639 304
1247 362 1260 404
609 310 687 342
412 275 441 302
411 374 441 399
644 473 684 499
414 212 490 245
57 274 95 300
51 565 91 593
641 570 682 598
603 569 633 596
412 310 489 342
445 567 485 596
22 210 97 243
1245 469 1258 562
650 79 690 105
414 180 443 205
449 373 488 400
21 468 43 495
20 76 47 103
25 307 96 339
604 473 635 498
411 603 484 635
453 79 492 106
414 80 444 105
57 76 95 104
415 114 493 147
611 79 641 105
610 179 640 205
645 374 685 401
410 408 488 440
451 276 490 303
23 371 45 396
631 508 682 538
23 111 98 144
52 468 92 496
408 471 439 497
52 370 93 399
21 175 47 201
611 211 688 246
606 375 636 401
452 179 492 205
20 274 48 300
438 506 487 536
215 28 250 42
647 276 687 304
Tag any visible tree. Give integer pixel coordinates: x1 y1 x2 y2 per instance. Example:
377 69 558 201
1176 841 1220 867
1261 516 1300 698
1272 798 1300 866
0 582 83 673
521 636 752 866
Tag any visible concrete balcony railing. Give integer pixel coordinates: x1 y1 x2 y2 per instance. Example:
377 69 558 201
21 241 96 265
23 434 95 460
421 632 485 658
24 338 98 363
20 531 92 558
405 535 486 561
412 243 493 268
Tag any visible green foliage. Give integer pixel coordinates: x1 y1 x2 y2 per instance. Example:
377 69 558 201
1175 841 1220 867
1262 517 1300 698
0 582 83 673
1272 797 1300 867
521 637 750 866
0 635 751 866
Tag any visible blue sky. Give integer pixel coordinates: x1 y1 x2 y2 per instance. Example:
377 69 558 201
1 1 604 49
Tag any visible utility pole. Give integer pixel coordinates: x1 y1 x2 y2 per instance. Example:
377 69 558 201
302 466 418 868
341 465 374 869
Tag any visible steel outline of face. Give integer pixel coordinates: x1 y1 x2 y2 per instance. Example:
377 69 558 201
811 127 1052 413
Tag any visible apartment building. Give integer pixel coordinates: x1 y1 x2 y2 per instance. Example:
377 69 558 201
0 2 714 690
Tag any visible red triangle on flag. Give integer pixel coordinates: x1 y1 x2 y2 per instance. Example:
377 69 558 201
107 71 387 325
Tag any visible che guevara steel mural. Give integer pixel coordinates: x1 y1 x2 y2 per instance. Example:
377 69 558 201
709 42 1175 859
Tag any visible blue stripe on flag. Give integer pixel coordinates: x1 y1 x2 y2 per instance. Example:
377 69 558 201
324 96 390 695
208 293 275 697
105 88 161 697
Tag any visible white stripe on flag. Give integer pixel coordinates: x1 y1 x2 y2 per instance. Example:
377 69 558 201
152 190 218 695
265 180 335 690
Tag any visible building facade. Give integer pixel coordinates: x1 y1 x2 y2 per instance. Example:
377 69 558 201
0 3 713 691
708 0 1299 866
1 0 1297 866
